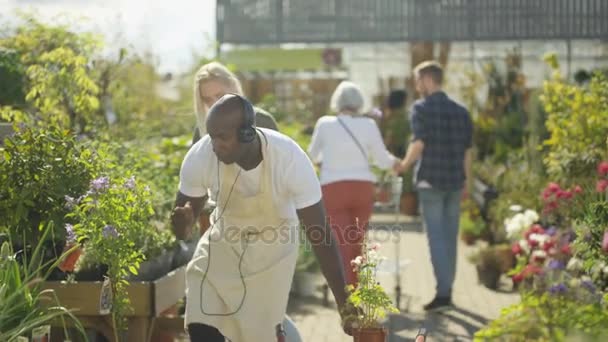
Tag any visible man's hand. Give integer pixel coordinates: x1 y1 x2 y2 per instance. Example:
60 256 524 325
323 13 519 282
339 302 361 336
392 159 403 174
171 201 194 240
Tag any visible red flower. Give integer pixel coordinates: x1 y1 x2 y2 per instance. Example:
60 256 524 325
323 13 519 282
561 190 573 199
597 161 608 177
573 185 583 194
542 240 556 251
531 224 545 234
560 244 572 255
547 182 561 193
512 273 525 283
597 180 608 193
528 239 539 247
523 264 543 276
512 243 523 255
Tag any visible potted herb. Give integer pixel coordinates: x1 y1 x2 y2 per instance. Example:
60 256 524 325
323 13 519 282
344 241 399 342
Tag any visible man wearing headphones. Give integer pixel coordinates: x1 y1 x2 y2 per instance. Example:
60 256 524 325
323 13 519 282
172 94 355 342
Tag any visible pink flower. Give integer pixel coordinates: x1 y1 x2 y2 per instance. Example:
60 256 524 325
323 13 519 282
547 182 561 193
542 240 556 252
573 185 583 194
597 161 608 177
602 231 608 254
596 180 608 193
511 243 523 255
512 273 524 284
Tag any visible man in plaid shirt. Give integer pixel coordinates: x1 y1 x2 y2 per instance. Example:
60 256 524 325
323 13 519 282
396 60 473 311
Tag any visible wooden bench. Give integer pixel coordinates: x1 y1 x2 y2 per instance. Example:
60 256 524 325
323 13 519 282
41 266 186 342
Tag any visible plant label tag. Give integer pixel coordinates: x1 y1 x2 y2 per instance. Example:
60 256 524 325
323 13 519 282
99 276 113 315
32 325 51 342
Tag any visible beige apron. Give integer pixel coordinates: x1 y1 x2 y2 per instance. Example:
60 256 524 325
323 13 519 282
185 138 299 342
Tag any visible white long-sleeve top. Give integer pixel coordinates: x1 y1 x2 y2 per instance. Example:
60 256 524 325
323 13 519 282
307 114 397 185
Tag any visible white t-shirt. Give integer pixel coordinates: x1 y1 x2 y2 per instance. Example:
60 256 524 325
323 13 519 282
179 128 322 216
308 114 397 185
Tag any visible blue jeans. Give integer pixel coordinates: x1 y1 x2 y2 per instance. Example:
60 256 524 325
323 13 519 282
418 188 462 298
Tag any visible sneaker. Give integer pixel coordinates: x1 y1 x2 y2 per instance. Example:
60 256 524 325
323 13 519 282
423 296 453 311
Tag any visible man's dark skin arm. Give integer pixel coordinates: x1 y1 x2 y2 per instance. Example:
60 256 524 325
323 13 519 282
297 200 356 334
171 191 207 240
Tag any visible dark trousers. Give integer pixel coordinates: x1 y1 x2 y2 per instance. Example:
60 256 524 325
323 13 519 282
188 323 225 342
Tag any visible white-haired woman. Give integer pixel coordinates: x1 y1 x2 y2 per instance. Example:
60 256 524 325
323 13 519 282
191 61 278 144
308 81 399 286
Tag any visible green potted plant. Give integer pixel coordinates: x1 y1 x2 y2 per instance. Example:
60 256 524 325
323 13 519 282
344 241 399 342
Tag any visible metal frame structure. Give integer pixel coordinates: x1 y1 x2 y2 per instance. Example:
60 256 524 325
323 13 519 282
217 0 608 45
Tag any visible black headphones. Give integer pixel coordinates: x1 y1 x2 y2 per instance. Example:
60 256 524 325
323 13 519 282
228 93 257 143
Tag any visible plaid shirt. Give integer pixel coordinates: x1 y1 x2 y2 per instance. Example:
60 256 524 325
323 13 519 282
410 91 473 191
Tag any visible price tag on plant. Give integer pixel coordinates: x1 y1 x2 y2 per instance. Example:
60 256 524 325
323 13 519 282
31 325 51 342
99 276 113 315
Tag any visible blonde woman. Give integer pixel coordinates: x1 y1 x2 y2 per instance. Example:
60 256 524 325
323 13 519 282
308 81 399 286
191 61 278 144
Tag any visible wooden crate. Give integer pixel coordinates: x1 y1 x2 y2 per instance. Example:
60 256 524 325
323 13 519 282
41 266 186 342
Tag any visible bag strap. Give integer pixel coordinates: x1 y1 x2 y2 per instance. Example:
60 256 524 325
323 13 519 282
337 117 368 162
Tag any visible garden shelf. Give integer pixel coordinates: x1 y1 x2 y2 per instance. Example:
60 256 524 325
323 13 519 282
40 265 186 342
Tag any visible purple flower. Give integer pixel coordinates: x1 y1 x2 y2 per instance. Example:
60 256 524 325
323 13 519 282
124 176 136 190
102 225 119 238
548 259 565 270
581 280 596 293
546 226 557 236
65 223 76 243
90 176 110 192
549 283 568 295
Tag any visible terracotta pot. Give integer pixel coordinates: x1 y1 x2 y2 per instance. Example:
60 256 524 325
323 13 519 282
494 246 515 273
58 244 82 273
400 192 418 216
476 264 501 290
353 327 388 342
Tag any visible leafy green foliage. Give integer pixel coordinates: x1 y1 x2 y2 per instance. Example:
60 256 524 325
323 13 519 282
0 48 26 107
540 53 608 181
0 124 99 245
67 175 155 331
1 13 103 133
0 223 86 341
475 291 608 341
345 242 398 328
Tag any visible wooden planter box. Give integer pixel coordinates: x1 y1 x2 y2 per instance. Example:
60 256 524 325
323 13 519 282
41 265 186 342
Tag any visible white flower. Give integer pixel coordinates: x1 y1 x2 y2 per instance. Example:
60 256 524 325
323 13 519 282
567 257 583 271
509 204 523 212
529 233 550 244
505 213 531 239
522 209 539 227
532 250 547 260
350 256 363 267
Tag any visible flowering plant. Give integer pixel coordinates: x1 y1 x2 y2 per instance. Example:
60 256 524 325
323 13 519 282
344 242 399 329
67 175 157 333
